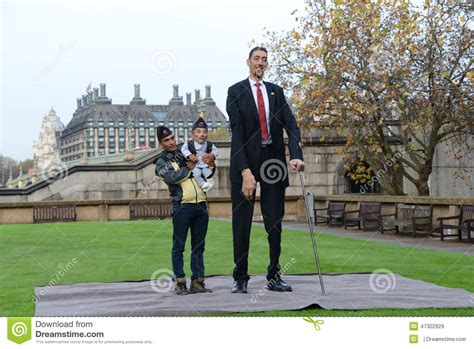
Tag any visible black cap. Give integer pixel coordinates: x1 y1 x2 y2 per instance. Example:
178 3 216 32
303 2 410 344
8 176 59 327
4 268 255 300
192 117 208 131
157 126 173 141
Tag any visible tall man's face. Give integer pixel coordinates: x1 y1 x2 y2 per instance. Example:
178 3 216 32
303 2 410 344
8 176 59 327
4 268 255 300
246 50 268 81
159 134 176 152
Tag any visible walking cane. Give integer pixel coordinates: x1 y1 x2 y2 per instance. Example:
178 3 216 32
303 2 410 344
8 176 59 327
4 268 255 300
299 171 326 295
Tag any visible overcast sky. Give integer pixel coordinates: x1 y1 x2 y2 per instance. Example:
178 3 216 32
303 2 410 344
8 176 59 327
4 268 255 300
0 0 304 161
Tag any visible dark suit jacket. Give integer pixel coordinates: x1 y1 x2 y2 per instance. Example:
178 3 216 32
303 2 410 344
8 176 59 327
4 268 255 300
226 78 304 187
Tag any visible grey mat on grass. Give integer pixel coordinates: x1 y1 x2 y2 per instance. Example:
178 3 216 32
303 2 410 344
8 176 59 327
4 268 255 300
34 273 474 316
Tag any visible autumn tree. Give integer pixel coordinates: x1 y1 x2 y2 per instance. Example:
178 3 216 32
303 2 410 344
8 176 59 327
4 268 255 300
262 0 473 195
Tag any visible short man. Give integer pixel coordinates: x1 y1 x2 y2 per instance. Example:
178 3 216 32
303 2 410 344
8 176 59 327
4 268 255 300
181 117 220 192
154 126 216 295
226 46 305 293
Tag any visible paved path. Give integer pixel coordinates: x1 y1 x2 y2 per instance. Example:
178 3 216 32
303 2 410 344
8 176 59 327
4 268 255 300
214 218 473 255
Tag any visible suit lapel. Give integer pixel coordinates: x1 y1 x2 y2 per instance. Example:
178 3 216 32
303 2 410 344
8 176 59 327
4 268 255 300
265 83 276 132
241 79 259 123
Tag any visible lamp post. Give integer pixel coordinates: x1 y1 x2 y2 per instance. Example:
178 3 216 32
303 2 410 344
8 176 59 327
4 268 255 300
124 116 135 161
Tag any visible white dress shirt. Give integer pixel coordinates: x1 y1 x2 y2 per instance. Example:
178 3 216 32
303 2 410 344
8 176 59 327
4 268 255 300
249 77 272 143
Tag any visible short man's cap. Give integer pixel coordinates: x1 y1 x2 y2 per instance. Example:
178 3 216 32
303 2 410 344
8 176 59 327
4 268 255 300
157 126 173 141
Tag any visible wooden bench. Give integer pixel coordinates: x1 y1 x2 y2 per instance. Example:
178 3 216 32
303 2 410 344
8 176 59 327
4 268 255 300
129 202 172 220
380 204 433 237
435 205 474 242
314 201 346 226
344 202 382 231
33 205 76 223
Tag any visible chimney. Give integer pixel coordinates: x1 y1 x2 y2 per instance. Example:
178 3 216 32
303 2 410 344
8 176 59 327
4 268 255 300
134 84 140 98
186 93 192 105
93 88 99 101
95 83 112 104
87 91 93 105
169 84 183 105
194 89 201 104
77 98 82 110
203 84 216 105
130 83 146 105
100 83 106 97
82 94 88 106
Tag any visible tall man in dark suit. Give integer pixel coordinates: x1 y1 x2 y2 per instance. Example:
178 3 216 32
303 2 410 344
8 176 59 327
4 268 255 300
226 47 305 293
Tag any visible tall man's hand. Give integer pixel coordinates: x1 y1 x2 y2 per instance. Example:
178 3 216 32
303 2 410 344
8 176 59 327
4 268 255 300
289 159 305 172
241 169 256 200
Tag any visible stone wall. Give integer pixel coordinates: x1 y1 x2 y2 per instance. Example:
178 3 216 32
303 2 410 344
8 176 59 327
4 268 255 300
0 141 472 203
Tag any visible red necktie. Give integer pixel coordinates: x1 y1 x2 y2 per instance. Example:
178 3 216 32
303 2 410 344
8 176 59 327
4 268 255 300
255 82 269 141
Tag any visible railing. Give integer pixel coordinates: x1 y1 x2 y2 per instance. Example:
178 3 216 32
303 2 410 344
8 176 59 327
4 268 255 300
129 202 172 220
33 205 76 223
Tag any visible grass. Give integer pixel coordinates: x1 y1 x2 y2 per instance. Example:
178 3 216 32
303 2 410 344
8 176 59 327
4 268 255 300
0 219 472 317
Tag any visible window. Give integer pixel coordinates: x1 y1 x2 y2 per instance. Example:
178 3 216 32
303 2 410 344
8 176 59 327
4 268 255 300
153 112 166 122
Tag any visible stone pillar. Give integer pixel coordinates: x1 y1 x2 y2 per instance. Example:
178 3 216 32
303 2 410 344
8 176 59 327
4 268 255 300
94 128 99 156
115 128 119 153
145 128 150 147
105 128 109 155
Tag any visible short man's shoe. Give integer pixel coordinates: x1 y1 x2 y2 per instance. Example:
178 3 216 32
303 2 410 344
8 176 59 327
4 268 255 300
190 278 212 293
266 279 292 292
231 280 248 293
173 277 189 295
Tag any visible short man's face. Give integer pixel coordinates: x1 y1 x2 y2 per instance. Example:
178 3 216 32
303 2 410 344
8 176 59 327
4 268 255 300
159 134 176 152
246 50 268 80
192 128 208 144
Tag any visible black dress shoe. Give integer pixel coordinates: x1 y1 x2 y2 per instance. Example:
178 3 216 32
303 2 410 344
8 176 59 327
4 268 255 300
267 279 292 292
231 280 248 293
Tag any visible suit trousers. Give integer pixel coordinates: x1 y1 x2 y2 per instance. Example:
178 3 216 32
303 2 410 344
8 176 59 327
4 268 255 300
231 145 286 282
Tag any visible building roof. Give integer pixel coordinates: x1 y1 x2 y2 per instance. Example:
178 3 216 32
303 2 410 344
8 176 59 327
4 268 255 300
61 84 228 138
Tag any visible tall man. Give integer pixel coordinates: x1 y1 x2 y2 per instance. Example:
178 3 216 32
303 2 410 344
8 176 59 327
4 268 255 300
226 47 305 293
154 126 215 295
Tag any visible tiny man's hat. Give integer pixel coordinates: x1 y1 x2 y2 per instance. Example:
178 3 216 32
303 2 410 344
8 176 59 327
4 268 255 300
192 117 208 131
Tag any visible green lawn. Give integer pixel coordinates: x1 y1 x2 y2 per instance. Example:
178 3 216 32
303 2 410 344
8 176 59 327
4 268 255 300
0 219 472 317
